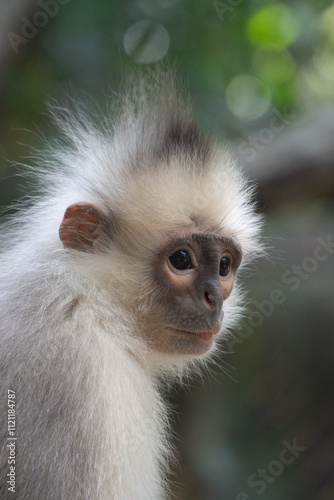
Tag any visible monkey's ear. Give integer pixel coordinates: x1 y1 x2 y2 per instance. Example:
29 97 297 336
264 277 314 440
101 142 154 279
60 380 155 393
59 201 107 252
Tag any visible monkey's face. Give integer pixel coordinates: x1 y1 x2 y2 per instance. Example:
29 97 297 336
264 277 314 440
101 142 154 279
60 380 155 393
143 228 242 357
59 202 242 358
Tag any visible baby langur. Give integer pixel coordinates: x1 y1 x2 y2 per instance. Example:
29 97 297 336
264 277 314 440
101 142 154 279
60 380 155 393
0 74 262 499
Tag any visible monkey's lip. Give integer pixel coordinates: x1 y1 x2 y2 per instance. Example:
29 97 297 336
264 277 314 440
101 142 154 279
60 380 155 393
164 326 217 341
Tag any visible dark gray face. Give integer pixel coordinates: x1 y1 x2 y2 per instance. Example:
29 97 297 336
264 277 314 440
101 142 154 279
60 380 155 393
147 230 242 356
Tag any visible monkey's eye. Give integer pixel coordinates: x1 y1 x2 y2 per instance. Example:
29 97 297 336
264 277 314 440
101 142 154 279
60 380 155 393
220 256 231 277
169 250 193 271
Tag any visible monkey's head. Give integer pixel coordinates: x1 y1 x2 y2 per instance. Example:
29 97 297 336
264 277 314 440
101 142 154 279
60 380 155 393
59 163 259 361
57 76 262 362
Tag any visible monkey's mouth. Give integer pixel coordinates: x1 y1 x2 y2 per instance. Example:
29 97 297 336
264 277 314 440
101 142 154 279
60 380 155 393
164 326 217 341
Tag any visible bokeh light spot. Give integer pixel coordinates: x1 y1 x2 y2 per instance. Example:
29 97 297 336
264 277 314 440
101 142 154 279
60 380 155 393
252 50 296 84
226 75 271 121
247 4 299 52
124 21 170 64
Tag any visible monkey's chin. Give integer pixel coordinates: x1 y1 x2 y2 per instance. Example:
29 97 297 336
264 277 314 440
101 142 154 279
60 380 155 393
163 326 216 356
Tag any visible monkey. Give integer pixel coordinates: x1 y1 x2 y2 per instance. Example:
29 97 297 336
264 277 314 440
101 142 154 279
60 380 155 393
0 72 262 499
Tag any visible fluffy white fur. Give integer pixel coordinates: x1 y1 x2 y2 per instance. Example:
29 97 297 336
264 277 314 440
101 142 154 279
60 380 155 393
0 73 262 499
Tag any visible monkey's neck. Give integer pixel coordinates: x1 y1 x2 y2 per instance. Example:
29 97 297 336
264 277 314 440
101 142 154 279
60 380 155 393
77 329 171 499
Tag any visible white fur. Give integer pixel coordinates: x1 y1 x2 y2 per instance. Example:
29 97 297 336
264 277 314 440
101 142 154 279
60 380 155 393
0 74 262 499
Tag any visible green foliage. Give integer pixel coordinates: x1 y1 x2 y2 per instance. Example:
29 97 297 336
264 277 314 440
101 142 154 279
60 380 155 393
247 3 299 52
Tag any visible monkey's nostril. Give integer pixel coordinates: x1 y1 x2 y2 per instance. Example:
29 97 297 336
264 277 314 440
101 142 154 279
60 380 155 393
204 291 215 310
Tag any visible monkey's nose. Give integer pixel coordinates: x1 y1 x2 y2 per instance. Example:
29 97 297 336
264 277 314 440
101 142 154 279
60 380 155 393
203 291 215 310
203 287 222 311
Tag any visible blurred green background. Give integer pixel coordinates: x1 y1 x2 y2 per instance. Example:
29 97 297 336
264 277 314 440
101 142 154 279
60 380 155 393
1 1 334 499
